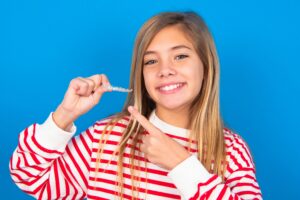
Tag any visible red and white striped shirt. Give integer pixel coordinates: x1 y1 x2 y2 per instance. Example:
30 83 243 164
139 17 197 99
10 111 262 199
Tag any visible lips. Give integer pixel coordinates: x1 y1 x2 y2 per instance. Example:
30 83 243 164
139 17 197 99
156 82 186 93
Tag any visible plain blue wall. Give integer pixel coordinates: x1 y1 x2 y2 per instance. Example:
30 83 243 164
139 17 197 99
1 0 299 199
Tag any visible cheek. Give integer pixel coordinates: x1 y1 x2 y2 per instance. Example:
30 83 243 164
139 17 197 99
195 68 204 86
143 71 149 87
189 65 204 94
143 70 154 94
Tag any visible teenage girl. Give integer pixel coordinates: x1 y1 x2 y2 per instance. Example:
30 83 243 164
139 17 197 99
10 11 262 199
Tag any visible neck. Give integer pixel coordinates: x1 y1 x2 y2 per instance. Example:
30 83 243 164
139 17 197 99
155 107 190 129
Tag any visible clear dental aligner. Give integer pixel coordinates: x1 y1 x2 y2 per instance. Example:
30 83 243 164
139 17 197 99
103 84 133 92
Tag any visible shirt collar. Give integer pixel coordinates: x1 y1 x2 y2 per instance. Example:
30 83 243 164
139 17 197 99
149 110 190 138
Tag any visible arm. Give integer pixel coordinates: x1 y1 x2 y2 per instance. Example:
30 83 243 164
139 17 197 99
9 113 94 199
127 107 262 199
10 74 112 199
168 135 262 200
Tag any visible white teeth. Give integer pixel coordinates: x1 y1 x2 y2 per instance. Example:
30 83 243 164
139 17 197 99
160 83 182 91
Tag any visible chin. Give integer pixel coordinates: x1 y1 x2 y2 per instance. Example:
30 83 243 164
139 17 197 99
157 101 190 111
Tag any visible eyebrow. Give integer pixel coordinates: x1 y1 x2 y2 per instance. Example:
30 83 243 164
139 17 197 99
144 45 192 56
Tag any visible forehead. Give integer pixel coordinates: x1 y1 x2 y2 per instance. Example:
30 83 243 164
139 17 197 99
145 25 194 52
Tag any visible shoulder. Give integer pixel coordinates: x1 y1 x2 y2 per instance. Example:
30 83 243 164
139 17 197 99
223 128 256 171
223 128 248 148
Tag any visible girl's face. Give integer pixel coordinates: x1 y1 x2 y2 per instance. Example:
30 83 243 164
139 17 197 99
143 25 204 113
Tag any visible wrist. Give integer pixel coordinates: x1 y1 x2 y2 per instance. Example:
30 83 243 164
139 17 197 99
53 105 77 131
170 151 191 170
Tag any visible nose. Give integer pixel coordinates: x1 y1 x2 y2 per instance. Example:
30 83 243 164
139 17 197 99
157 60 176 78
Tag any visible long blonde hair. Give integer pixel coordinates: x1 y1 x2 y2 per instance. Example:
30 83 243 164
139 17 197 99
95 11 226 198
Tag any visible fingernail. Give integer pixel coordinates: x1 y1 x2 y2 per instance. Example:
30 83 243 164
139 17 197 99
128 106 134 112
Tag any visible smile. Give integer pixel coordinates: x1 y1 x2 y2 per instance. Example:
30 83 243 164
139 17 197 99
157 82 186 92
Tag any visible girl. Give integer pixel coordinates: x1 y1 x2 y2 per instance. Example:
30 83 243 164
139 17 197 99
10 12 262 199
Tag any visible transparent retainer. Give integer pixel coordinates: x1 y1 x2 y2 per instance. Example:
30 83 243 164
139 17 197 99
103 84 133 93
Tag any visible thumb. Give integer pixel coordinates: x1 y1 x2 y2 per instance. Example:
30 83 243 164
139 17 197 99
91 85 110 105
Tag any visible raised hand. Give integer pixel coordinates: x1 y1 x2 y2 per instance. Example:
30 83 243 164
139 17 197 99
53 74 111 130
128 106 190 170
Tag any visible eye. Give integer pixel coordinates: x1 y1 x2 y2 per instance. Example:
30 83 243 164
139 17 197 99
144 59 157 66
175 54 189 60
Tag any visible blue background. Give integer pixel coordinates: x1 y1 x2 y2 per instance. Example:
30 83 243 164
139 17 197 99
1 0 299 199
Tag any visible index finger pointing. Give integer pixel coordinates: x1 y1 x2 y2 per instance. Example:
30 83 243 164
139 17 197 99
128 106 160 134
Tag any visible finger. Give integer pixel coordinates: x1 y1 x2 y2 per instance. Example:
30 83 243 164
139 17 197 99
140 134 148 145
140 143 147 154
91 74 112 104
99 74 110 86
84 78 96 95
86 74 101 89
128 106 160 135
91 88 104 105
87 74 108 90
100 74 113 92
70 77 90 96
78 77 97 96
69 78 80 91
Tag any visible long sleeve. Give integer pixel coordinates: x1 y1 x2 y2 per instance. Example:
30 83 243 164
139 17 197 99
168 133 262 200
9 113 94 200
